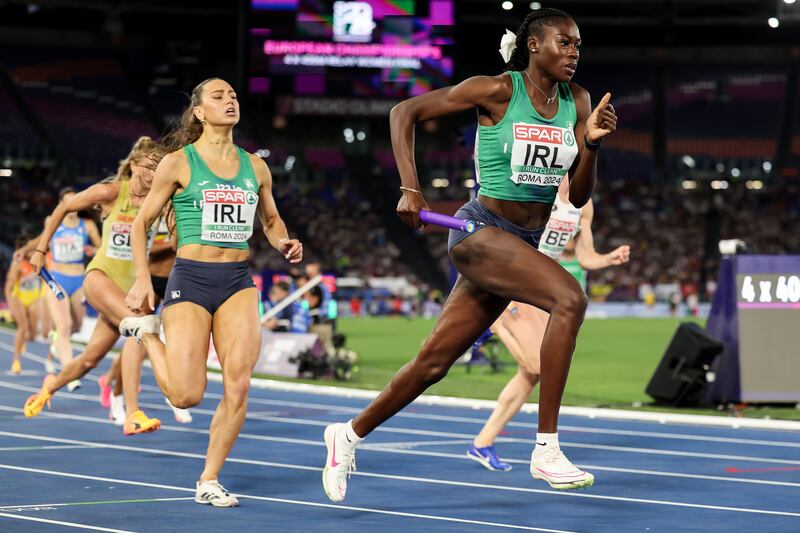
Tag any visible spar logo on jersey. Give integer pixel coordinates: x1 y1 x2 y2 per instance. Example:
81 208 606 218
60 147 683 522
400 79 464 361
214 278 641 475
513 124 563 144
203 189 258 206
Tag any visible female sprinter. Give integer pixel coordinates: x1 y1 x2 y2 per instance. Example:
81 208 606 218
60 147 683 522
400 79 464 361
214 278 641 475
5 234 44 374
467 176 630 471
321 7 616 500
119 78 302 507
23 137 164 436
17 187 102 388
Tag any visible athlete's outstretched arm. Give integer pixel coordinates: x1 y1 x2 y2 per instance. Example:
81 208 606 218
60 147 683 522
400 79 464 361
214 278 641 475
252 155 302 263
390 75 508 228
574 200 630 270
84 218 102 249
30 183 119 273
3 260 20 301
567 86 616 208
127 152 181 313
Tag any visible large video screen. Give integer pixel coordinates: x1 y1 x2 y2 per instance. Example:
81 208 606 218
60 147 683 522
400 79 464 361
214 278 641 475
249 0 454 102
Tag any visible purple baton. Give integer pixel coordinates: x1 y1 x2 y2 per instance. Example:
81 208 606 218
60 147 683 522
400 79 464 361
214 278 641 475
419 210 477 233
40 267 66 301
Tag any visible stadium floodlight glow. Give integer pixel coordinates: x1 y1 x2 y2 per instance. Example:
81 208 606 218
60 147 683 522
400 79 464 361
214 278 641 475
746 180 764 190
343 128 353 137
0 168 12 178
530 1 542 9
762 161 772 172
768 17 779 28
784 0 795 5
731 167 741 178
356 131 366 141
285 155 296 171
463 178 476 188
681 154 695 168
715 162 725 173
432 178 449 188
681 179 697 190
502 1 514 11
711 180 729 190
256 148 271 158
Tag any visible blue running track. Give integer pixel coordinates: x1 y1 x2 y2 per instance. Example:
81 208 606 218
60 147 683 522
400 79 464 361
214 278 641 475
0 328 799 532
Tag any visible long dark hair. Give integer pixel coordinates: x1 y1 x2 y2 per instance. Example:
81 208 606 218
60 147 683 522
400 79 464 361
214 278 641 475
504 8 574 72
160 77 220 153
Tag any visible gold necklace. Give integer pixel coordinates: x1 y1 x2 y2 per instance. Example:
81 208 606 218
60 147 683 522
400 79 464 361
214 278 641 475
523 69 557 105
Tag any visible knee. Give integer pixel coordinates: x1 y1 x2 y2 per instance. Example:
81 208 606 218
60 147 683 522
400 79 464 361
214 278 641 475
223 376 251 408
555 289 588 320
411 352 450 386
80 356 100 372
169 390 204 409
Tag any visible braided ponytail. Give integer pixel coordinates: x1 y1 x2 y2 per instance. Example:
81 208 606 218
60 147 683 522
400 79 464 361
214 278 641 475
504 8 574 71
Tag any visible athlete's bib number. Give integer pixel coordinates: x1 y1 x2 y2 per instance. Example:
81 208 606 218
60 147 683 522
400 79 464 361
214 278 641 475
538 219 578 260
107 222 132 260
509 123 576 186
201 189 258 243
52 235 84 263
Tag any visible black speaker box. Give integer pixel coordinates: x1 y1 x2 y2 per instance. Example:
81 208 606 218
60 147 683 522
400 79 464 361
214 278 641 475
645 322 724 406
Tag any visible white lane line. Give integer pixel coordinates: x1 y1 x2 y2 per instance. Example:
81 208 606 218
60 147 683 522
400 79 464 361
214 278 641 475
0 445 94 452
2 400 800 490
0 512 135 532
1 430 800 518
0 463 573 532
7 336 800 448
0 498 193 510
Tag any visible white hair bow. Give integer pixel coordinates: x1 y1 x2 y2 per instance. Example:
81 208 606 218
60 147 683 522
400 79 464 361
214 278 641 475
498 29 517 63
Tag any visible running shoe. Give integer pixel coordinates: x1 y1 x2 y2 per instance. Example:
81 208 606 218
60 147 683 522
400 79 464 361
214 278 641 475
44 357 56 374
67 379 81 392
24 374 55 417
466 444 512 472
530 443 594 490
322 423 357 503
98 375 112 408
123 410 161 436
165 397 193 424
11 360 21 375
195 480 239 507
118 315 162 343
109 392 125 426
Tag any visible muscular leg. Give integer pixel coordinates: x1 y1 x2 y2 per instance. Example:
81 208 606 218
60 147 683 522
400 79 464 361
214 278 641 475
46 290 74 367
70 288 85 333
9 299 28 367
46 315 119 393
474 304 546 447
141 302 211 405
451 228 587 434
200 288 261 482
121 339 146 416
353 276 508 437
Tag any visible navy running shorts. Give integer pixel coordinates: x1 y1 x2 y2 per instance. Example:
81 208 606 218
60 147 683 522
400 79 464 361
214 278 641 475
162 258 256 315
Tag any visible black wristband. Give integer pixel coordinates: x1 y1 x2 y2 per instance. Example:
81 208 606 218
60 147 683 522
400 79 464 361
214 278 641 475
33 249 46 255
584 136 602 151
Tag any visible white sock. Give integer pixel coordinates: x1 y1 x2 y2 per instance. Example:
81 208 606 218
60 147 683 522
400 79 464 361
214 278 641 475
343 419 364 446
535 432 559 449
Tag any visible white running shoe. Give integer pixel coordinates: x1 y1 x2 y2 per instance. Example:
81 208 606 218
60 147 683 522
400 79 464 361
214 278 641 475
530 443 594 490
67 380 81 392
195 480 239 507
322 423 357 502
118 315 162 343
165 397 193 424
44 358 56 375
109 392 125 426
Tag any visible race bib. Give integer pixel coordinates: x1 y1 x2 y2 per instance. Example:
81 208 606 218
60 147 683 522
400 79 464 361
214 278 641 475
106 222 133 260
539 219 578 259
52 234 84 263
509 123 577 186
201 188 258 242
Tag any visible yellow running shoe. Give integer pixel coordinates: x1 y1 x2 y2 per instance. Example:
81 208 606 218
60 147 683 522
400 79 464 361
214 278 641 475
123 410 161 436
11 360 21 375
24 374 55 417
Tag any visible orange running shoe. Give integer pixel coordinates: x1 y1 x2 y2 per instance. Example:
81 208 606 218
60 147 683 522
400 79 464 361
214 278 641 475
24 374 55 417
11 360 21 375
123 410 161 436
